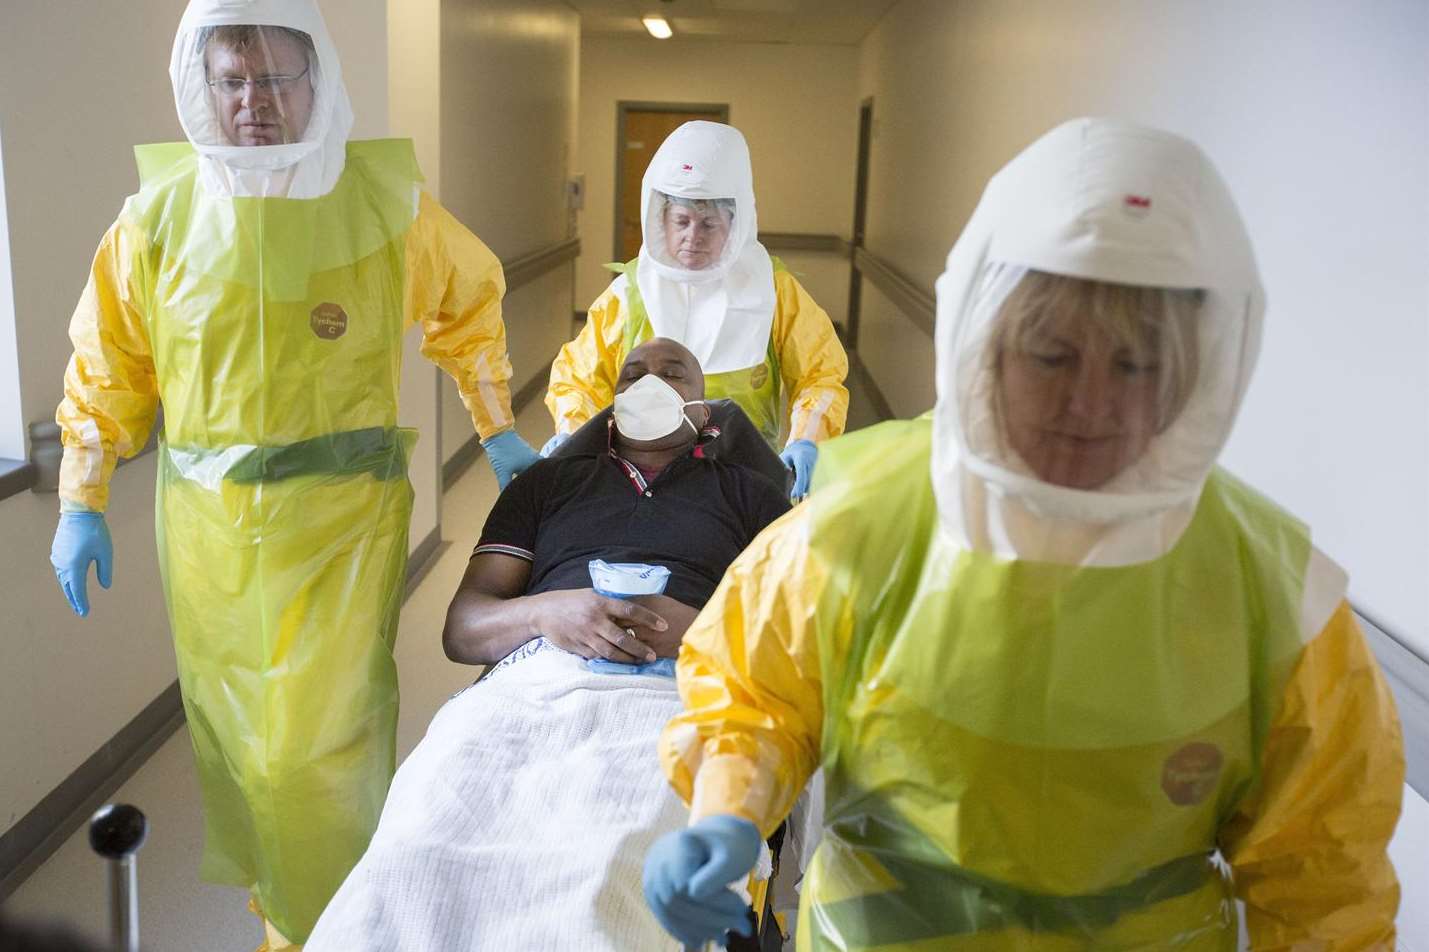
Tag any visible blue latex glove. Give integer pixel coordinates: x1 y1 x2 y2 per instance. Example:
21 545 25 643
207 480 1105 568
779 438 819 500
643 814 760 947
482 429 541 489
587 657 677 678
540 432 571 458
50 511 114 617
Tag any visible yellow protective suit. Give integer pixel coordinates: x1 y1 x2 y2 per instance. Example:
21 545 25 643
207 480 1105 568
546 262 849 449
55 138 510 942
661 418 1404 951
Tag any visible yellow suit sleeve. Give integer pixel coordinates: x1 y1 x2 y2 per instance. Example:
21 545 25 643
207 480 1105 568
405 191 513 441
56 218 160 512
544 281 625 436
661 504 828 838
772 270 849 446
1220 600 1404 950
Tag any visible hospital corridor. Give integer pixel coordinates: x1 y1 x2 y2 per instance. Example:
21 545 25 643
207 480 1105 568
0 1 1425 950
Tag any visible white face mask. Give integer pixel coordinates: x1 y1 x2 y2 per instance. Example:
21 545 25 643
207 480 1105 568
613 374 701 442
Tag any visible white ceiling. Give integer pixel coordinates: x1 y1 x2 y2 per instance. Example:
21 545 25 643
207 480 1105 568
564 0 900 46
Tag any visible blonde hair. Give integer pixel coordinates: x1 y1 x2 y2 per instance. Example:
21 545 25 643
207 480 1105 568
991 270 1203 433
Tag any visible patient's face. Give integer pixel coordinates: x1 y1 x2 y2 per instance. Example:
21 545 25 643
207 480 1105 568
615 337 709 447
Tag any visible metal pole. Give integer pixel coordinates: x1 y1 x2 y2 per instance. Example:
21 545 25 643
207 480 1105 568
107 853 139 951
89 803 148 952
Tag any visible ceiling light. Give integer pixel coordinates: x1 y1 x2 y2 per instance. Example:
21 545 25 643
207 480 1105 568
642 15 673 39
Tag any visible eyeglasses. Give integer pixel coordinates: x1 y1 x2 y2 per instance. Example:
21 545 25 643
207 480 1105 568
206 67 310 97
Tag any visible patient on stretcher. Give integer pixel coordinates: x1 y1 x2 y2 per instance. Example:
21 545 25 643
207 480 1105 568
306 339 789 951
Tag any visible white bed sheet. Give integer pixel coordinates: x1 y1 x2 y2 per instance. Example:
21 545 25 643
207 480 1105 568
307 649 690 951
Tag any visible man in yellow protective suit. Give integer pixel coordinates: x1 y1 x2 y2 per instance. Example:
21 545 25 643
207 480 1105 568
643 118 1404 949
46 2 537 946
544 121 849 499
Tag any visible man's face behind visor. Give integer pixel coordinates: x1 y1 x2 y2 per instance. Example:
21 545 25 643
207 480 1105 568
204 26 315 146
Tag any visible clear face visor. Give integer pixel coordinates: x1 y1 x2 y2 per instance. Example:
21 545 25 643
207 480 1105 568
644 192 738 272
174 23 321 148
956 264 1221 493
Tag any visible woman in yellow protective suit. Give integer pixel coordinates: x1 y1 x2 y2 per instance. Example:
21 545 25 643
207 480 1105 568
643 118 1404 950
47 2 533 947
544 121 849 498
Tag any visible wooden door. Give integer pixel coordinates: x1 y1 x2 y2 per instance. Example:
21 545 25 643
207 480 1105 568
616 105 728 262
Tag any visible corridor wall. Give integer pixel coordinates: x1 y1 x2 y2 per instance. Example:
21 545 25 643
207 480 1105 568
434 0 580 467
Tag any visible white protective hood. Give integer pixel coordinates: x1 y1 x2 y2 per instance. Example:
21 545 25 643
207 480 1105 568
170 0 353 198
634 122 777 374
931 118 1265 565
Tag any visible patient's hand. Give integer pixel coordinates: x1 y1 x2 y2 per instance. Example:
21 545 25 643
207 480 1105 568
626 595 699 659
529 588 669 664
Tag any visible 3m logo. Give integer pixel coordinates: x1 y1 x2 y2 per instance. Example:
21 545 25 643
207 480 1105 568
1123 194 1153 218
310 302 348 340
680 163 694 172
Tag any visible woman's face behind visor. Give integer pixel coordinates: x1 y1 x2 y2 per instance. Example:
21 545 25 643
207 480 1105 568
661 200 732 271
993 272 1201 491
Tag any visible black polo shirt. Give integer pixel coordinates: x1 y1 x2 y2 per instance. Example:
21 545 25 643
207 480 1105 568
474 429 790 609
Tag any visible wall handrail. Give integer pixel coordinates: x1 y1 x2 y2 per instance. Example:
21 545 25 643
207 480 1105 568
0 459 36 499
760 232 850 255
1359 609 1429 797
502 236 580 293
852 245 935 338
